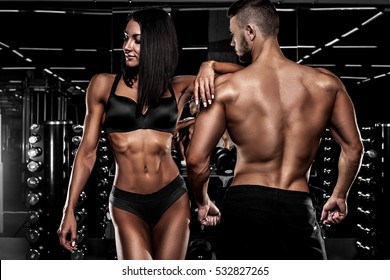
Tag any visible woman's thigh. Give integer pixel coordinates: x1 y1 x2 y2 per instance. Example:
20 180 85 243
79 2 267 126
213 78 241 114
152 193 191 260
109 203 153 260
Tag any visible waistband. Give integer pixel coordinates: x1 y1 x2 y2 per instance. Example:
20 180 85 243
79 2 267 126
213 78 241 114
228 184 311 198
111 175 185 201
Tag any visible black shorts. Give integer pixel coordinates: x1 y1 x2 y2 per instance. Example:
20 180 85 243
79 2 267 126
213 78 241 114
217 185 327 260
109 175 187 228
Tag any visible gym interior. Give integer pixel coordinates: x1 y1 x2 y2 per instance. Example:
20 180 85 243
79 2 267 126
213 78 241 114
0 0 389 260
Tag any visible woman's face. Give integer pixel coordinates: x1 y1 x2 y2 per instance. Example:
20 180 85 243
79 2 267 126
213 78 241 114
123 19 141 68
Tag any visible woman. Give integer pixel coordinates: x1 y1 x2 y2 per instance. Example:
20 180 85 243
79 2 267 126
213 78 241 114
57 7 241 260
173 99 199 165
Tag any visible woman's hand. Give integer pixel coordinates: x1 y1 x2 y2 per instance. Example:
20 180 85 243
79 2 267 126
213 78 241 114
57 211 78 252
194 61 216 108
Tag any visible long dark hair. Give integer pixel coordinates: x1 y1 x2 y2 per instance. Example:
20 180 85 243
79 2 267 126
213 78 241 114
121 7 179 114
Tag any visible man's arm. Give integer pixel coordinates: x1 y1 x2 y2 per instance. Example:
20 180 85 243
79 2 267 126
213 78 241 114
186 98 227 225
321 86 364 224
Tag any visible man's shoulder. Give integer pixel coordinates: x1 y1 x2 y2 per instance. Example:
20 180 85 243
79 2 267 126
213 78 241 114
311 67 342 87
215 73 236 90
214 72 243 102
303 65 338 81
299 65 343 93
215 68 246 86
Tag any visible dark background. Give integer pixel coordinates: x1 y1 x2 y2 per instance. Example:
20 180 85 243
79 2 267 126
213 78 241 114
0 0 389 260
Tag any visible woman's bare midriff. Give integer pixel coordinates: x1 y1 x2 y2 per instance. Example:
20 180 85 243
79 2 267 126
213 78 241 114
107 129 180 194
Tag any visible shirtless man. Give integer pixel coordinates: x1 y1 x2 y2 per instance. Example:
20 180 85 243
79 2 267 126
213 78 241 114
186 0 364 260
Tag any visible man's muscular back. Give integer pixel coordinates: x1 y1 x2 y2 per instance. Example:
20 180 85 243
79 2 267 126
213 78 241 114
215 59 341 192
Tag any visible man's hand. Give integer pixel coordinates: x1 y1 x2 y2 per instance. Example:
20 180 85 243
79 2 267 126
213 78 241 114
197 200 221 226
320 196 348 224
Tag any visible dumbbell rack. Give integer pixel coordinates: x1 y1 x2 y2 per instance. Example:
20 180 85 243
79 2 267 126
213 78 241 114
309 124 390 259
354 124 390 259
25 121 73 260
23 122 389 260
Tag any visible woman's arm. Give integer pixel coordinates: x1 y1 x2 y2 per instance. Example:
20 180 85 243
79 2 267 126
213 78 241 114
200 60 244 75
57 73 108 252
172 61 244 108
194 60 244 105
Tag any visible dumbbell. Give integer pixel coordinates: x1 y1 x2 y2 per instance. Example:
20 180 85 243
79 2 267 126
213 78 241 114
230 145 237 161
186 238 213 260
171 149 182 169
214 147 236 175
71 244 87 260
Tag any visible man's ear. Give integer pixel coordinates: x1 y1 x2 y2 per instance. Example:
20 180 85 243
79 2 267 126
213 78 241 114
245 24 256 41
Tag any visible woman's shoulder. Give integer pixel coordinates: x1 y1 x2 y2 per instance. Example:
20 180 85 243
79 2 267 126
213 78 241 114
89 73 117 85
86 73 117 101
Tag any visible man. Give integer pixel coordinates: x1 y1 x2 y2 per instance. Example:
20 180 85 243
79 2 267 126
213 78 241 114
186 0 364 260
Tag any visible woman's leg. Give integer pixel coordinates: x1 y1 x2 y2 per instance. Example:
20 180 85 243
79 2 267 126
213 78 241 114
109 203 153 260
152 193 191 260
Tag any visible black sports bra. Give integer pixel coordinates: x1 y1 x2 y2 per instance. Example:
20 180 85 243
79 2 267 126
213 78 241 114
103 73 178 134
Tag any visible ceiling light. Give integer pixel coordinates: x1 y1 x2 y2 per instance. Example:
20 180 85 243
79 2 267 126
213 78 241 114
44 69 53 74
75 49 98 52
341 28 359 38
305 64 336 67
309 7 377 11
19 47 63 51
50 67 86 70
11 50 24 58
361 12 383 26
2 67 36 70
0 10 20 13
0 41 9 48
340 76 367 80
71 80 90 83
182 47 208 50
325 38 340 47
332 46 377 49
373 74 386 79
33 10 66 14
311 48 322 55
